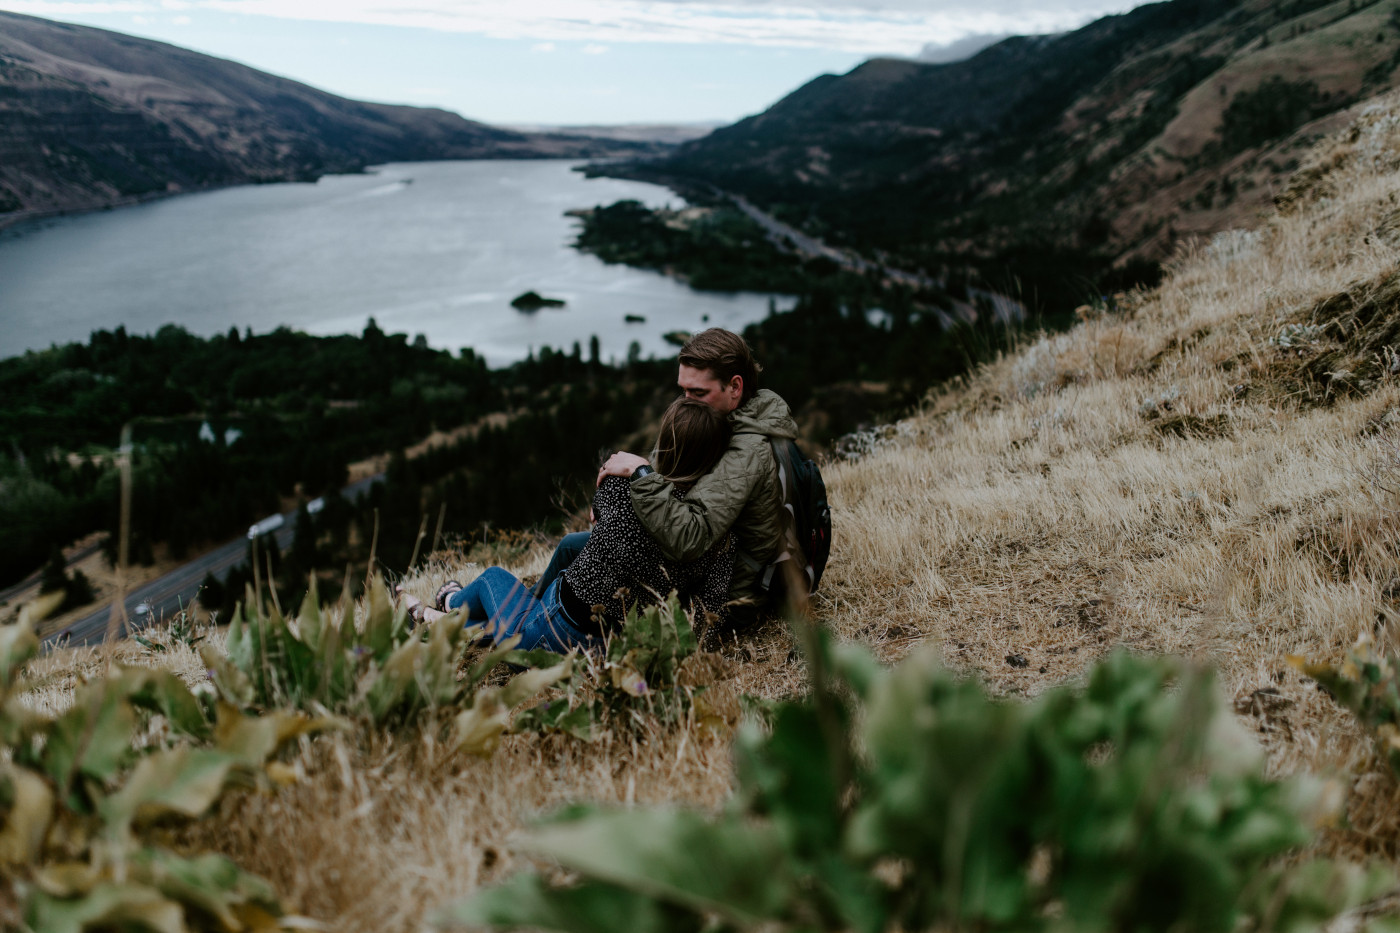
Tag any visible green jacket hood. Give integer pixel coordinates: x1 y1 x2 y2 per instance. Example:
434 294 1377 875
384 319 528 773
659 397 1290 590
731 389 797 439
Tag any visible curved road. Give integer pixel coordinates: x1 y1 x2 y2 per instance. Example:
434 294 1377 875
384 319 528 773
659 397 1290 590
49 474 382 648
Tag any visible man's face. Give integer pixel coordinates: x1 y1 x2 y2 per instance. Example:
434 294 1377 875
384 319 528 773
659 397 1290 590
678 364 743 412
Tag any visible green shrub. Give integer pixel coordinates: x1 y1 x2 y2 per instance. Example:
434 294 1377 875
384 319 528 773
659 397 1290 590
445 635 1389 933
1292 635 1400 776
0 609 337 931
513 593 708 742
204 574 570 755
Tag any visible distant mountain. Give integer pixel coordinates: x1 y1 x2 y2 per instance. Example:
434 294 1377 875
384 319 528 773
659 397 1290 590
509 122 726 145
0 11 665 218
619 0 1400 291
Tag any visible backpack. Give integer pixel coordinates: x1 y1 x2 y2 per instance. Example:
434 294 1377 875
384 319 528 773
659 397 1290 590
758 438 832 604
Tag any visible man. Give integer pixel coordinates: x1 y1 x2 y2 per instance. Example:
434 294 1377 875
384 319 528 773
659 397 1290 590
534 328 797 620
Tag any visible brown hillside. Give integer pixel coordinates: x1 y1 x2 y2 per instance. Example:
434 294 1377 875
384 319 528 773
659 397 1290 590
0 11 663 218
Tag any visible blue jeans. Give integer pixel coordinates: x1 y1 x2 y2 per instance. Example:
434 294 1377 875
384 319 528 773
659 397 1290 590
532 531 591 598
447 566 599 654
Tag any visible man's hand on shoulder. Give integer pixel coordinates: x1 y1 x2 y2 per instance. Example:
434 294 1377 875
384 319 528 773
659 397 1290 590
597 451 650 487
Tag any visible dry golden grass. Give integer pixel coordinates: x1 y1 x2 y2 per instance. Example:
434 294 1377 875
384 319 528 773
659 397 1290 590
820 91 1400 861
24 91 1400 931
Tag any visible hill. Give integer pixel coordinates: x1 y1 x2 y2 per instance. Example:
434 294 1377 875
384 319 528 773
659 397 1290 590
9 86 1400 931
0 11 663 218
616 0 1400 292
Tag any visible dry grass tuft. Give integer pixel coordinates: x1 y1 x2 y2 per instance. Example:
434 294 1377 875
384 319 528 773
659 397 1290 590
23 89 1400 931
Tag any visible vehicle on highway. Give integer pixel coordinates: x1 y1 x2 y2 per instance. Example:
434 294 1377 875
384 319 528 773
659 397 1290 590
247 514 285 539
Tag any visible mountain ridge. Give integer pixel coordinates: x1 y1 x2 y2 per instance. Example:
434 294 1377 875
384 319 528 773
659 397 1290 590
609 0 1400 297
0 11 664 218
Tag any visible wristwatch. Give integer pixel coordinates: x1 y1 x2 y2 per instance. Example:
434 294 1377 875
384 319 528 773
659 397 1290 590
631 464 655 481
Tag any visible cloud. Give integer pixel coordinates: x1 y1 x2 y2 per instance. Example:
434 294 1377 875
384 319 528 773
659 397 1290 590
918 31 1014 62
582 43 609 54
172 12 191 22
531 41 556 51
6 0 1136 56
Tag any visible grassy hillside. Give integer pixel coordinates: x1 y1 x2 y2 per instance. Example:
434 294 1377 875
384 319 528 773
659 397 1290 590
11 88 1400 931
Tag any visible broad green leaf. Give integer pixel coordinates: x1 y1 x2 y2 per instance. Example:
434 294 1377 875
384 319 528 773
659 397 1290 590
25 882 185 933
296 578 325 655
43 681 141 797
437 871 703 933
514 699 596 742
34 862 101 898
363 638 428 723
134 848 283 932
499 654 573 708
453 691 508 758
495 648 571 670
0 763 54 864
519 807 790 925
212 703 342 767
829 641 883 701
0 618 39 695
0 694 48 750
224 587 258 673
363 611 469 723
201 644 255 708
361 575 405 663
116 668 211 741
98 747 241 842
463 633 526 686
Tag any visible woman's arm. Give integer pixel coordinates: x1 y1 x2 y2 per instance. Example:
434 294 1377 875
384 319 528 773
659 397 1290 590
590 476 630 526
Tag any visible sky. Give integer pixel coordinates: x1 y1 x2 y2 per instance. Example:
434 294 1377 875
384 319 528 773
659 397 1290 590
3 0 1136 125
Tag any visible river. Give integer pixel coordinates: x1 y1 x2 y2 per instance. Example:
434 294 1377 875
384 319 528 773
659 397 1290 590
0 161 778 365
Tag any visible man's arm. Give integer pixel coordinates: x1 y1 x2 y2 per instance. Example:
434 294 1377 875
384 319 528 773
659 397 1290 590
598 451 648 487
629 445 766 563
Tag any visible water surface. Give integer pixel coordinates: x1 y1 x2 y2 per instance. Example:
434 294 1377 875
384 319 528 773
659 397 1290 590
0 161 777 365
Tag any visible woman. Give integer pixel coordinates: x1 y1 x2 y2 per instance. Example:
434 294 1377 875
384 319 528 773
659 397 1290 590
401 397 734 652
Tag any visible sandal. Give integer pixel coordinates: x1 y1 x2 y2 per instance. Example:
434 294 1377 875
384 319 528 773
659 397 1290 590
434 580 463 611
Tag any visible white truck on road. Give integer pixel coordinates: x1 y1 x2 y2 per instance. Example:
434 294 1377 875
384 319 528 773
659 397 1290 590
246 514 285 539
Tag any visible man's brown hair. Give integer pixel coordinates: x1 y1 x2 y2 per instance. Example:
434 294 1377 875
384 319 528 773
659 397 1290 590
678 328 762 404
654 397 732 489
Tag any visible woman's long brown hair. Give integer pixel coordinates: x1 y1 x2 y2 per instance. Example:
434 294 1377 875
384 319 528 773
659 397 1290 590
653 397 731 489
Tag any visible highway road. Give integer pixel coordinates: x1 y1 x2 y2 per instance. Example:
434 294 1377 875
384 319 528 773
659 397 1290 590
722 189 1024 325
48 474 382 648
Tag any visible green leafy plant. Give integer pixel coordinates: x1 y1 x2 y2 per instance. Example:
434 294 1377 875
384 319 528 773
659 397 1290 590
0 608 337 932
135 604 205 654
513 594 712 742
444 634 1389 933
1291 635 1400 776
205 575 572 756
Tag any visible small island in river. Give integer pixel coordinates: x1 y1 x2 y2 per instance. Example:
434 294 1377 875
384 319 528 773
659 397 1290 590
511 291 567 311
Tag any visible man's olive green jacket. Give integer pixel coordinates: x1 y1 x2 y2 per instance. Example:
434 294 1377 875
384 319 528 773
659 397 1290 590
629 389 798 608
